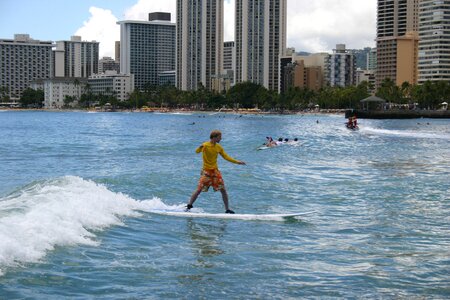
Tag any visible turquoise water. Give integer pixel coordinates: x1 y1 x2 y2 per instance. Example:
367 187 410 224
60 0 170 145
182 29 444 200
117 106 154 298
0 110 449 299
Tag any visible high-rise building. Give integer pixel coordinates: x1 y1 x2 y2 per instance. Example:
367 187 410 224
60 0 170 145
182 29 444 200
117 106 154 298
53 36 99 78
418 0 450 83
0 34 54 100
223 41 235 85
223 42 235 76
235 0 287 91
376 0 419 87
325 44 356 87
176 0 223 91
118 13 176 90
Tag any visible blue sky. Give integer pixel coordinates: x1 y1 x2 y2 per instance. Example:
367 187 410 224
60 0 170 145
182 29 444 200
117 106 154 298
0 0 137 41
0 0 376 58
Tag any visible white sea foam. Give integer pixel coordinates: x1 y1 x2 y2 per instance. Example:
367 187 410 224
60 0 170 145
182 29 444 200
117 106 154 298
0 176 163 275
361 126 450 140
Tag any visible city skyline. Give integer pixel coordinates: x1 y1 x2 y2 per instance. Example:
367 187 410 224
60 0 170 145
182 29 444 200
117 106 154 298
0 0 376 58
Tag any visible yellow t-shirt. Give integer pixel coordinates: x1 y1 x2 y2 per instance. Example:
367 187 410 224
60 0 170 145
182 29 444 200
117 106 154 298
196 141 239 170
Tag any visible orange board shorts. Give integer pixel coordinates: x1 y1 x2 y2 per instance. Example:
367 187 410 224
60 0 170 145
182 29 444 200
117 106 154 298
197 169 225 192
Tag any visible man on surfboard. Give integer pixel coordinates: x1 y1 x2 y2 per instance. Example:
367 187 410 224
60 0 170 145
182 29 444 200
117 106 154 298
186 130 246 214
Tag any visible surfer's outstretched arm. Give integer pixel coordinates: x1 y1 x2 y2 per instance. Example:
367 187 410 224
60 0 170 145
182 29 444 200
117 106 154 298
219 148 246 165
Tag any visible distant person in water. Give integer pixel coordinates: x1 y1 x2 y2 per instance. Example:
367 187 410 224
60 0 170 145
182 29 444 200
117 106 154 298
266 137 277 147
186 130 246 214
346 116 358 129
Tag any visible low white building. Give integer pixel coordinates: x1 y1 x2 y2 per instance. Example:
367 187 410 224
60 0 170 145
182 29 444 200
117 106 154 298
41 78 86 109
88 71 134 102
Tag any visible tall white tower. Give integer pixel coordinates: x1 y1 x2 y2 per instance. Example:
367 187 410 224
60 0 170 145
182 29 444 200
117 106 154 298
118 14 176 90
176 0 224 91
235 0 287 91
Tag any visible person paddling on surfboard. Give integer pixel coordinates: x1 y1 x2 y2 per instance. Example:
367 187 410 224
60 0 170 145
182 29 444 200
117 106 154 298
186 130 246 214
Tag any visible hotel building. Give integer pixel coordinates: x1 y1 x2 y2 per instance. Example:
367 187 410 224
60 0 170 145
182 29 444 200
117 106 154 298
0 34 53 100
118 12 176 90
325 44 356 87
53 36 99 78
418 0 450 82
88 71 134 102
235 0 287 91
176 0 223 91
376 0 419 87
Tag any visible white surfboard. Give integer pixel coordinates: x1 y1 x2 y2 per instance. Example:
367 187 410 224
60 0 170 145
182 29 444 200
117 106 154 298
150 210 315 221
257 141 303 150
257 145 272 150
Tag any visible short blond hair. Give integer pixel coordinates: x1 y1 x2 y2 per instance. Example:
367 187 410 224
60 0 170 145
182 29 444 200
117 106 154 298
210 130 222 139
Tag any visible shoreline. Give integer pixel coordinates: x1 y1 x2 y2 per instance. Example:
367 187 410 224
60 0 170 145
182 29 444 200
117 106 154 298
4 107 449 119
0 107 346 116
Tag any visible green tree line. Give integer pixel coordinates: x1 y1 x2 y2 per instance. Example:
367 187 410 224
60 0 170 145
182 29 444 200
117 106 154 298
1 79 448 110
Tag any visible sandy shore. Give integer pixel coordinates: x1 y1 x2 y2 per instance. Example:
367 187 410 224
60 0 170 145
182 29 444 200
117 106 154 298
0 107 346 115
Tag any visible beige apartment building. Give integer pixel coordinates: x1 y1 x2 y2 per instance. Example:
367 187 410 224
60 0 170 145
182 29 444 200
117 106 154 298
280 54 326 93
376 0 419 87
291 61 323 92
377 31 419 86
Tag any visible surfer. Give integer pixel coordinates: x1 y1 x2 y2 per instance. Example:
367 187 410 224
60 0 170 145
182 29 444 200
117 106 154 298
266 137 277 147
186 130 246 214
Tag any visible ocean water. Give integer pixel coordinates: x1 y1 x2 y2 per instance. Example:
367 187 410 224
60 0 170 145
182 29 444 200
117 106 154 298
0 110 449 299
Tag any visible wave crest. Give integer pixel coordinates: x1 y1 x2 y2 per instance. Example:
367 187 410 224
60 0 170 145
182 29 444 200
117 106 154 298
0 176 159 275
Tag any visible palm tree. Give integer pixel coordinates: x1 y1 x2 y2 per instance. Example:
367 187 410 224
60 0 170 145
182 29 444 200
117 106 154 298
84 83 92 108
400 81 412 104
0 86 9 103
73 78 81 103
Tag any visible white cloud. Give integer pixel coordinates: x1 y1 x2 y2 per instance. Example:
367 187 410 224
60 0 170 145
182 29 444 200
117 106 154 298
75 0 376 58
225 0 376 51
124 0 176 21
287 0 376 52
74 7 119 58
224 0 235 42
